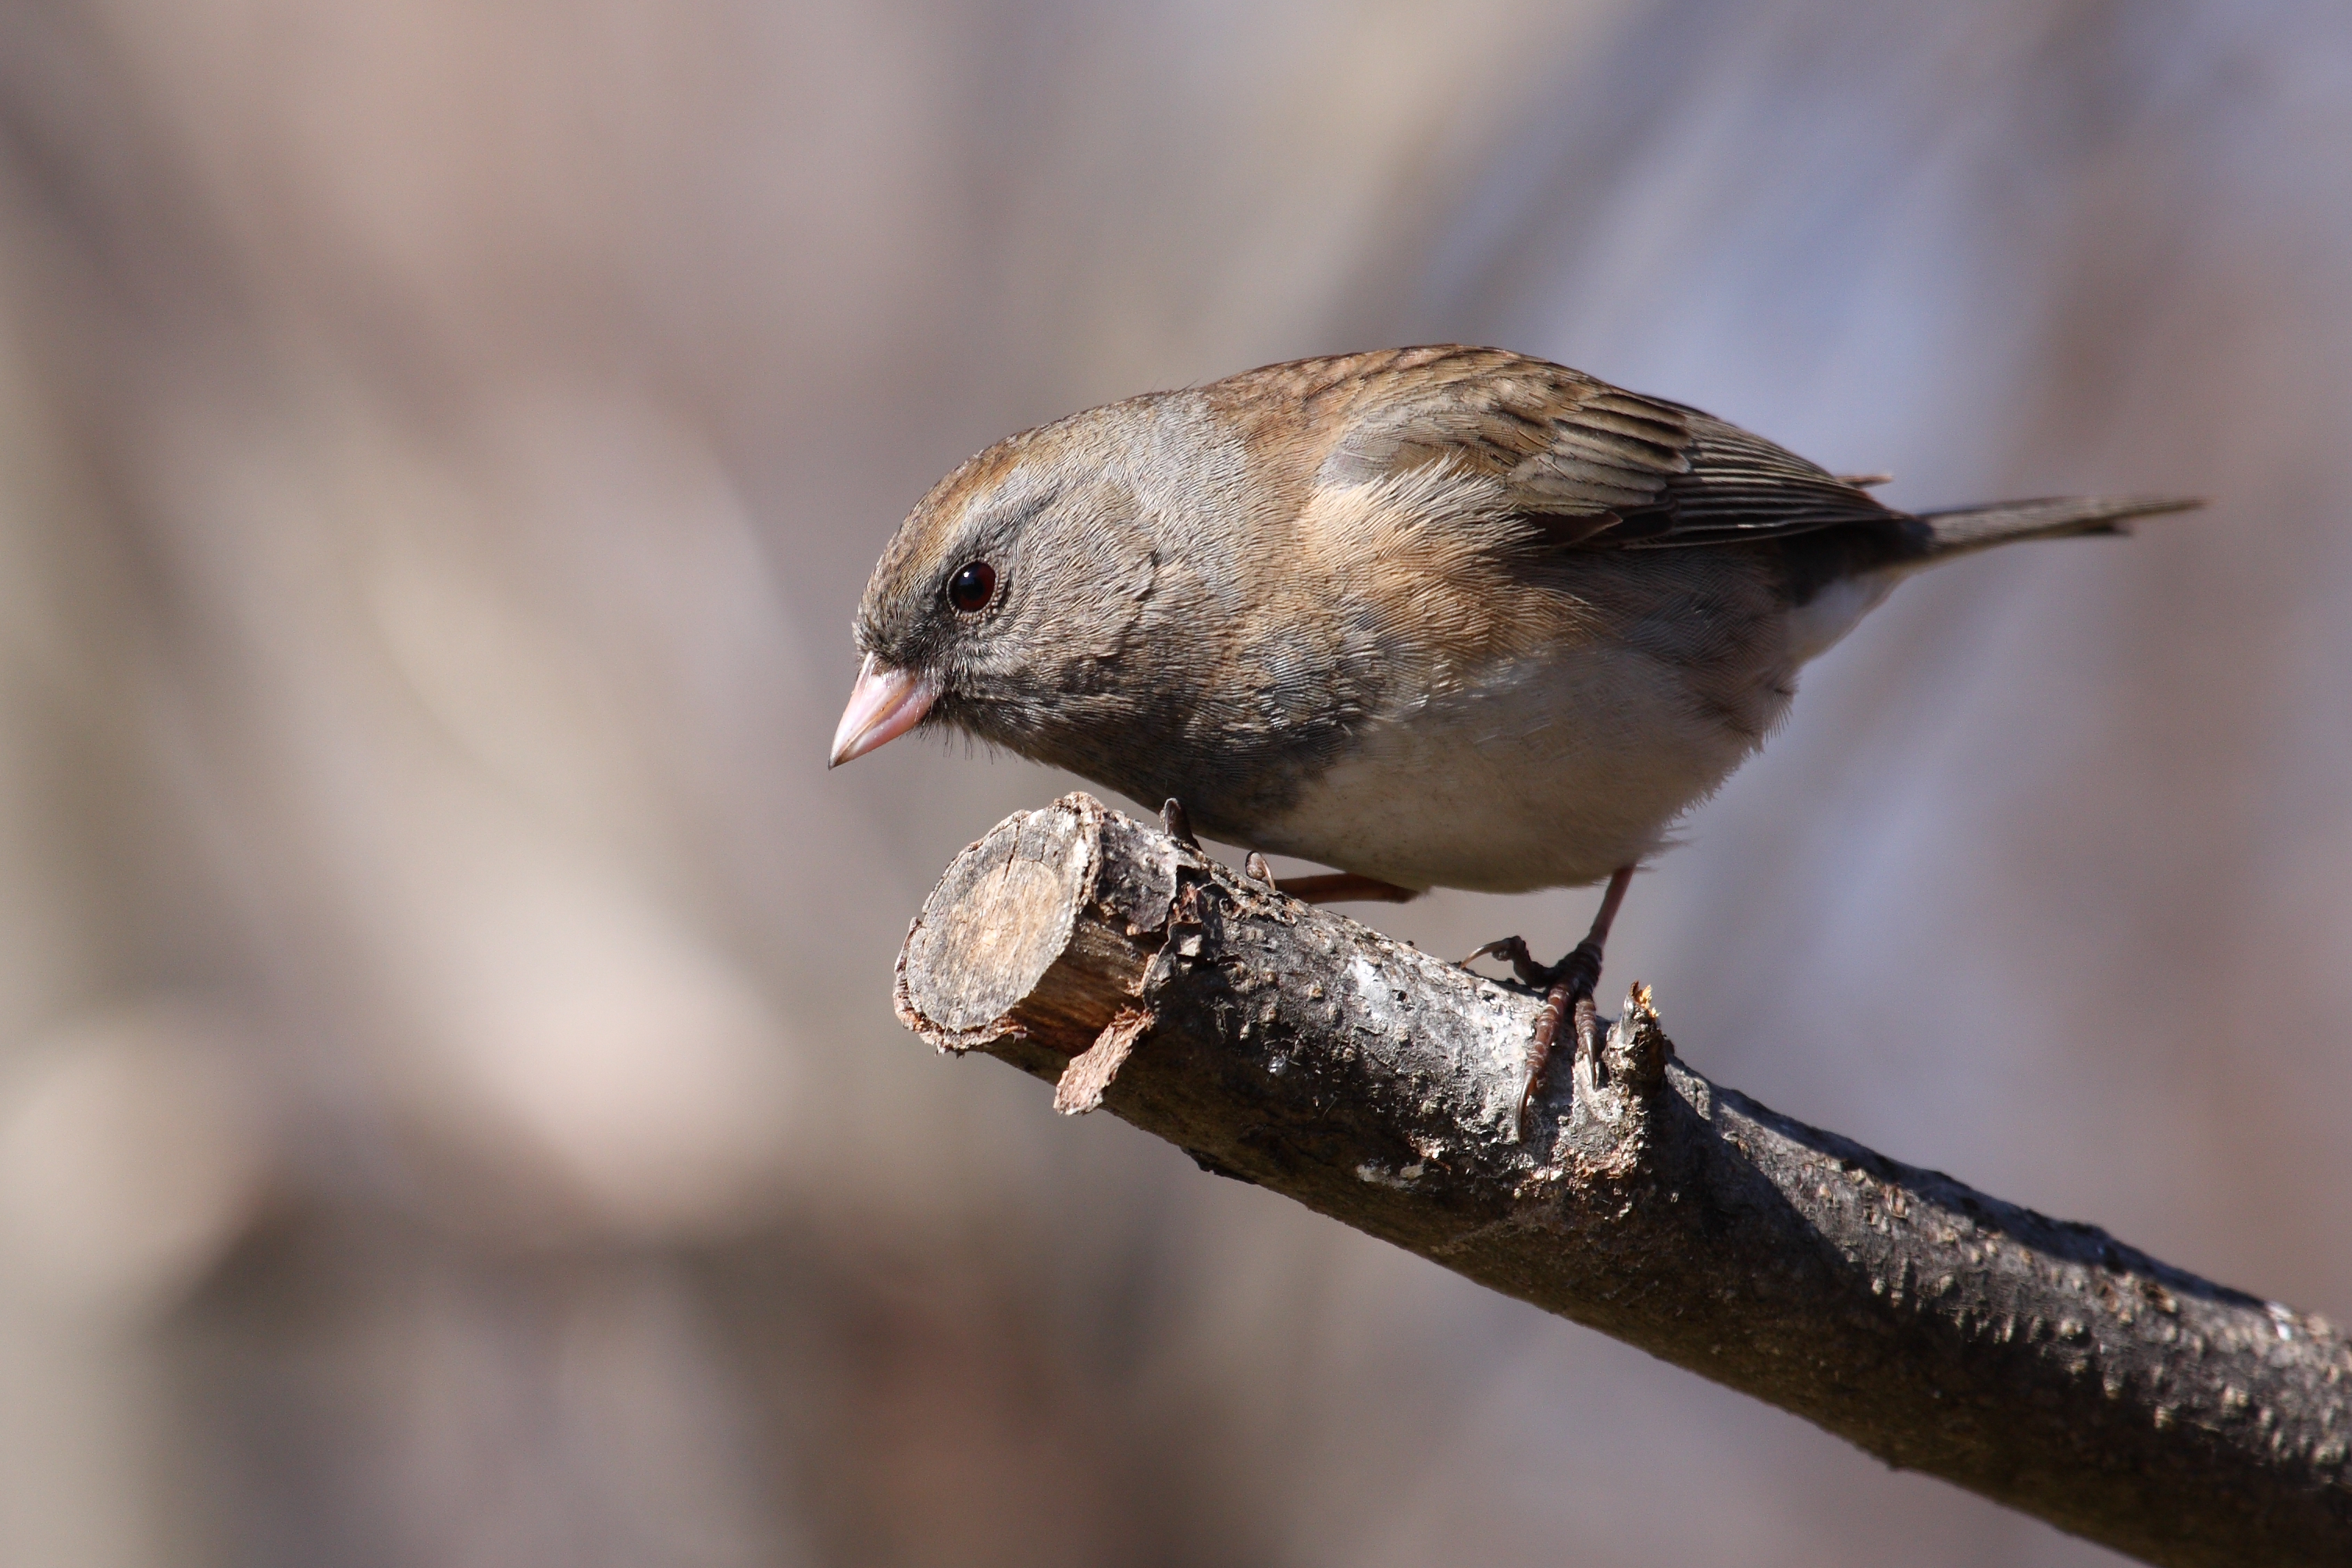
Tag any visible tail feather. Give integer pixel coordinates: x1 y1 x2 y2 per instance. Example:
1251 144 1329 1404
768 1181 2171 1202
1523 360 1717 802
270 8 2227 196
1914 494 2204 558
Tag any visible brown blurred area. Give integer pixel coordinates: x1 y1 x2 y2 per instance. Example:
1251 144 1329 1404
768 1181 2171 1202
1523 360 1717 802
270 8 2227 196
0 2 2346 1563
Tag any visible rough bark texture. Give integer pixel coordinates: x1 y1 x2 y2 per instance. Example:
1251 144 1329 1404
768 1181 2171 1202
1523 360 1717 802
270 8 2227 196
895 794 2352 1568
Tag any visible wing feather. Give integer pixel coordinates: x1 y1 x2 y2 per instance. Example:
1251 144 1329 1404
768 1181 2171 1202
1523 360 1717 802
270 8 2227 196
1241 346 1900 549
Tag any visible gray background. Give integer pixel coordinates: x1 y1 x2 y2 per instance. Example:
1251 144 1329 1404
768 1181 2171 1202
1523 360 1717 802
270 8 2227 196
0 2 2346 1563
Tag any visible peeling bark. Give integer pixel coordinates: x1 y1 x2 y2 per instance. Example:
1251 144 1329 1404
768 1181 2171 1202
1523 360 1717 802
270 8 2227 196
894 795 2352 1568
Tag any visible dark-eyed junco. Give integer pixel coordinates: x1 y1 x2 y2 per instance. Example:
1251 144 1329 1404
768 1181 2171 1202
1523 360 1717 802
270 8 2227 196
832 346 2197 1121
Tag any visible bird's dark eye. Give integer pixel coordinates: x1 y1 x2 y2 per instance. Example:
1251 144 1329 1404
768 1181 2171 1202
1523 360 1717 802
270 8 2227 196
947 561 996 614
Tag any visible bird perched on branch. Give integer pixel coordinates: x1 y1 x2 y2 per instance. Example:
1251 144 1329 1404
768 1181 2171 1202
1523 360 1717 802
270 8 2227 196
832 346 2198 1127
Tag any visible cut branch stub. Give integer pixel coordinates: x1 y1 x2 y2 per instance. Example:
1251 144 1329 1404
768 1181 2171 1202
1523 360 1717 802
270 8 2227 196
896 795 1174 1081
894 793 2352 1568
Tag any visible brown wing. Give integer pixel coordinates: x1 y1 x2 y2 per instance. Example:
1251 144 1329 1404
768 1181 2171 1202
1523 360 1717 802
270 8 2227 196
1240 345 1901 548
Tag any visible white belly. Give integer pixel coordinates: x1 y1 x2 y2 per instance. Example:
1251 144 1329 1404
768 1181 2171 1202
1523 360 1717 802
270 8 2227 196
1252 643 1793 893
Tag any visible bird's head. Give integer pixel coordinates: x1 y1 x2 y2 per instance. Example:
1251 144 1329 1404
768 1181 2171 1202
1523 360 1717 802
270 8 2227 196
831 403 1177 773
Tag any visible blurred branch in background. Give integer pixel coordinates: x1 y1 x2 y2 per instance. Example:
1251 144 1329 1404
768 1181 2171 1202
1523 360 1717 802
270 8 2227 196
0 2 2347 1566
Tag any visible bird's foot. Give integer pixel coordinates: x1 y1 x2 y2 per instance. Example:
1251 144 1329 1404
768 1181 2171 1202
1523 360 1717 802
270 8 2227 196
1460 866 1637 1139
1461 935 1605 1138
1519 939 1605 1136
1458 934 1598 991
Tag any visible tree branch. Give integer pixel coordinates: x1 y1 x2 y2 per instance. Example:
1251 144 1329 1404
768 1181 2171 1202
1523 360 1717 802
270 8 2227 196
893 794 2352 1568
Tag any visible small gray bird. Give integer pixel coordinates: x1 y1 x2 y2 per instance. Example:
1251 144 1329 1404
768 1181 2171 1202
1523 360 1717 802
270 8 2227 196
832 346 2197 1117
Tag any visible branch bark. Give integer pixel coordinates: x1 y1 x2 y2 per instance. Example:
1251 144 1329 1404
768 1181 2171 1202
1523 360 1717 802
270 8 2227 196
893 794 2352 1568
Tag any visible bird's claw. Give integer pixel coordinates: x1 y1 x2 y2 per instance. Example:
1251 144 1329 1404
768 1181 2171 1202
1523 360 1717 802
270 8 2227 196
1467 933 1611 1139
1517 965 1605 1138
1461 934 1600 995
1160 797 1202 852
1459 934 1537 981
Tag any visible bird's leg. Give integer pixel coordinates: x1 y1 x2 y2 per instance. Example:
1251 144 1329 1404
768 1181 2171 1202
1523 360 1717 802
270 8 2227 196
1160 807 1414 903
1276 872 1420 904
1462 866 1637 1135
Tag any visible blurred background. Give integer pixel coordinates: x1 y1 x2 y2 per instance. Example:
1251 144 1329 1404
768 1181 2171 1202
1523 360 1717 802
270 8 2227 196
0 1 2346 1563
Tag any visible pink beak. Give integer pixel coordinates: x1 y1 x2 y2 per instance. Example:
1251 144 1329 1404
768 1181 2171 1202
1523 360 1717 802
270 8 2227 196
829 654 938 768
